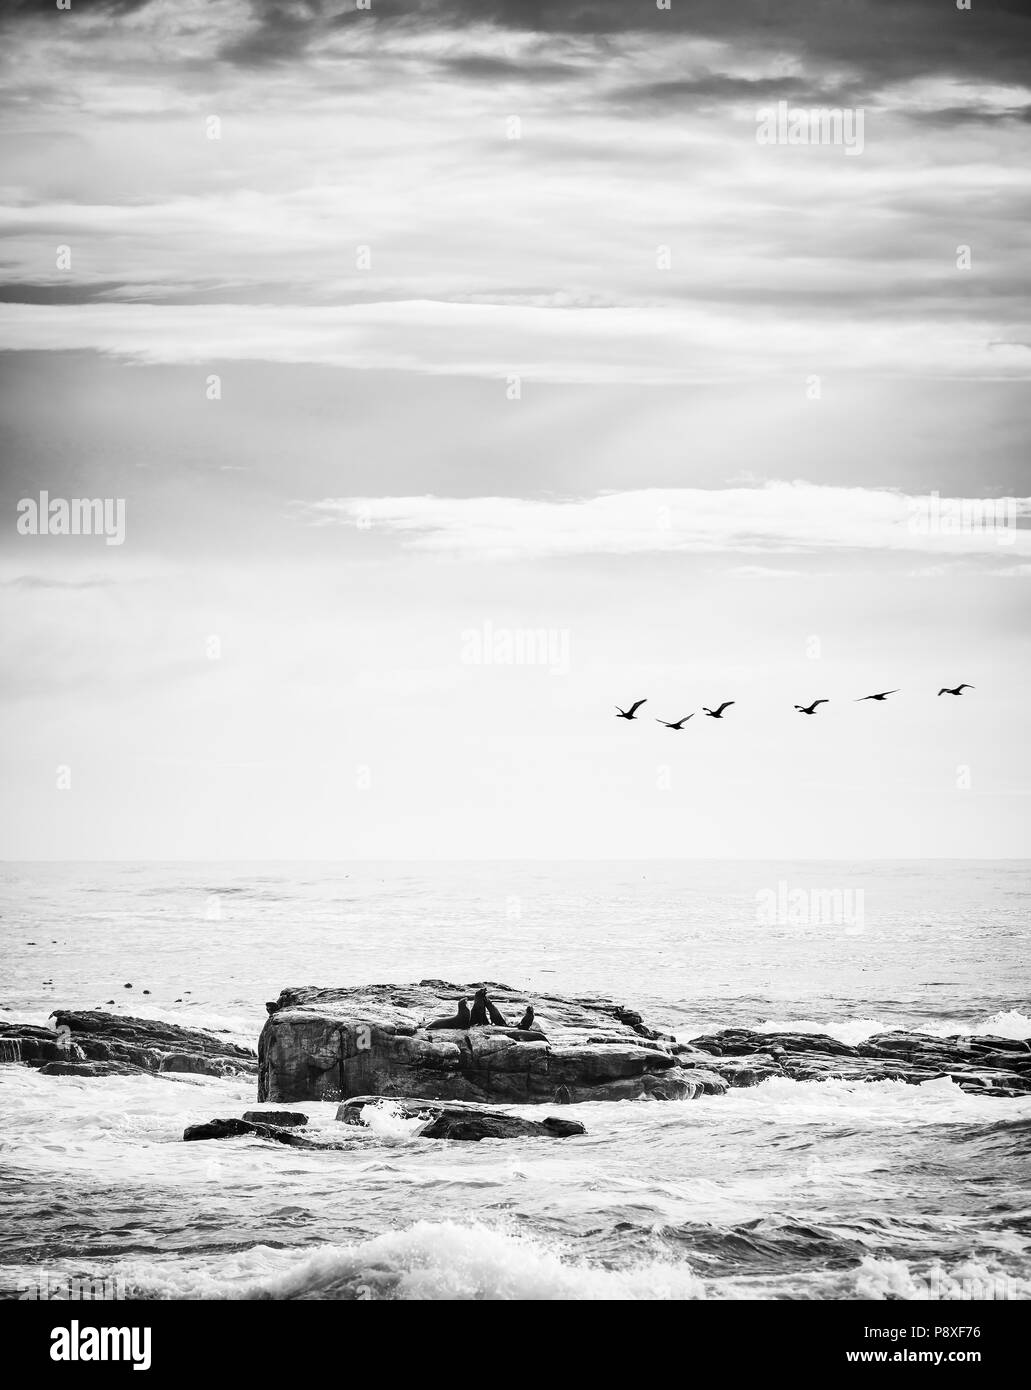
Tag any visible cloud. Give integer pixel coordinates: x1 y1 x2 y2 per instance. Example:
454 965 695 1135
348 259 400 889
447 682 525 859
0 0 1026 359
2 300 1027 381
0 574 115 590
301 483 1031 559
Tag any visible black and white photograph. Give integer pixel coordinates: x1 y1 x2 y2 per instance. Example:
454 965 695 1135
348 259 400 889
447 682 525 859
0 0 1028 1353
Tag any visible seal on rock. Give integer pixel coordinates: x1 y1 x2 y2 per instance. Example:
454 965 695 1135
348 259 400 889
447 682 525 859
468 988 512 1027
485 998 509 1027
426 999 471 1031
469 988 489 1026
517 1005 535 1031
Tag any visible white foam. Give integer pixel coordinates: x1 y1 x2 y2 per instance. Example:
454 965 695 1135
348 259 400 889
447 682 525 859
75 1221 710 1301
938 1009 1031 1041
756 1010 1031 1046
853 1255 1029 1301
356 1100 426 1145
756 1017 889 1046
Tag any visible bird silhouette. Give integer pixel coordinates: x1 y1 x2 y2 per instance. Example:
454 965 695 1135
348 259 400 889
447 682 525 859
938 684 974 697
656 714 694 729
794 700 829 715
615 699 647 720
702 702 735 718
856 690 898 702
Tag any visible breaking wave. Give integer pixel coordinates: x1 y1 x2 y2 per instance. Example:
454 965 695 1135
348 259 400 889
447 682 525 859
99 1223 709 1301
756 1010 1031 1046
20 1225 1029 1302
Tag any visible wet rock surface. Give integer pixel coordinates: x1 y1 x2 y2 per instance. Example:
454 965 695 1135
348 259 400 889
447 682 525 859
258 981 725 1105
338 1095 587 1141
0 1011 257 1077
241 1109 309 1127
182 1117 337 1148
685 1028 1031 1097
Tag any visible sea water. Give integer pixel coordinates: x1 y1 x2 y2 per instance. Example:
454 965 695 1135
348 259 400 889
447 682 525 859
1 860 1028 1301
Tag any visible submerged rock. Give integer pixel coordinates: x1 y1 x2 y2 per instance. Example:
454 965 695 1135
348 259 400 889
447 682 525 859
183 1117 337 1148
258 981 724 1106
39 1060 143 1078
241 1109 309 1127
338 1095 587 1141
158 1052 242 1077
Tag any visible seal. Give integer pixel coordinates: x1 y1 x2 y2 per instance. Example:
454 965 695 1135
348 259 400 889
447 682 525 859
516 1005 534 1031
426 998 471 1031
470 988 510 1027
485 998 509 1027
469 988 489 1027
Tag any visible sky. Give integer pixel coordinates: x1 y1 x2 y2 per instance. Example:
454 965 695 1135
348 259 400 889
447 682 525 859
0 0 1029 859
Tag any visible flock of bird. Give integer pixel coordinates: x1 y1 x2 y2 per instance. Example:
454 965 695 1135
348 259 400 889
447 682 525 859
616 685 974 726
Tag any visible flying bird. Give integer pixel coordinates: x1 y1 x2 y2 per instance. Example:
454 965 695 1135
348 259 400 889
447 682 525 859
615 699 647 720
855 690 898 702
702 702 735 719
938 684 974 697
656 715 694 729
794 700 829 715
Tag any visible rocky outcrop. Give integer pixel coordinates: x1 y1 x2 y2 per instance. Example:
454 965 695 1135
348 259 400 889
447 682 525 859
0 1027 76 1067
241 1109 309 1127
686 1028 1031 1097
0 1012 257 1078
258 981 727 1105
183 1117 336 1148
338 1095 587 1141
182 1097 585 1147
39 1060 143 1078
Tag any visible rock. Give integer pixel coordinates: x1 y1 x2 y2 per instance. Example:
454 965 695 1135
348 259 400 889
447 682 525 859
182 1117 338 1149
159 1052 241 1077
687 1028 856 1057
422 1112 584 1141
39 1060 141 1078
684 1028 1031 1096
258 981 715 1105
0 1026 85 1066
0 1012 257 1078
241 1109 308 1127
337 1095 587 1141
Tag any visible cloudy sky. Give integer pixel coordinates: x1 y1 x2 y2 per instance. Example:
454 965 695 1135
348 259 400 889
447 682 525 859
1 0 1029 858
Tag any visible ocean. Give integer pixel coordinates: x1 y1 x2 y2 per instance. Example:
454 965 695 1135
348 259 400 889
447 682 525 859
1 860 1028 1301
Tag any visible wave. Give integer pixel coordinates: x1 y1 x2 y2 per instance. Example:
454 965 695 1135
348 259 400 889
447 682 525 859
756 1009 1031 1046
15 1224 1028 1302
97 1222 710 1301
355 1100 427 1144
851 1255 1030 1301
